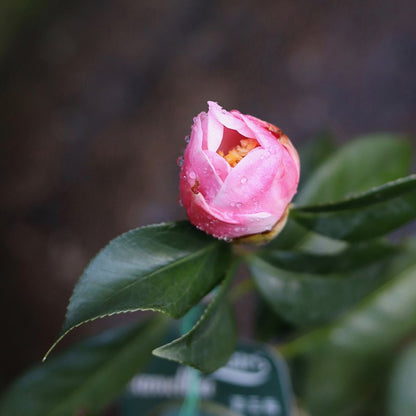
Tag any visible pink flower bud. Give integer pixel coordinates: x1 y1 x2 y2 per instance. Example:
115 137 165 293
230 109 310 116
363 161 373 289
179 101 300 242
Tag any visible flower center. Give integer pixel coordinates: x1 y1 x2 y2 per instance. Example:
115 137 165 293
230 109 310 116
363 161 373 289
218 138 260 167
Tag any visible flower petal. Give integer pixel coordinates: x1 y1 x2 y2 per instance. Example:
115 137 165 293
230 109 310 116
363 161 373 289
211 147 282 214
183 113 223 201
208 101 254 139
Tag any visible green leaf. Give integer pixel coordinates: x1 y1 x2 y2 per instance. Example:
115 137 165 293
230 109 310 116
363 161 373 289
47 222 231 358
284 241 416 414
291 175 416 241
297 133 412 205
153 263 238 373
0 317 167 416
325 253 416 353
282 239 416 357
259 241 396 274
266 216 347 254
296 132 337 194
388 342 416 416
248 245 395 327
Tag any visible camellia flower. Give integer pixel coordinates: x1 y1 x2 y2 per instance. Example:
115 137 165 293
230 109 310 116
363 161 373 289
179 101 300 242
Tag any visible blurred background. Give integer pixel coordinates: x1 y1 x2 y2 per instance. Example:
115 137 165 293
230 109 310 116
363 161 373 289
1 0 416 397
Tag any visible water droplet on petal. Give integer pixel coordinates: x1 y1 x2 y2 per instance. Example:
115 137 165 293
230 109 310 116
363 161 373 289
236 202 242 208
230 202 235 207
240 176 247 184
184 135 190 143
189 171 196 180
177 156 184 167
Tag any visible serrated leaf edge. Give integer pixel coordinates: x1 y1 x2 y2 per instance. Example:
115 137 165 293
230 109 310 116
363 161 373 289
44 221 220 360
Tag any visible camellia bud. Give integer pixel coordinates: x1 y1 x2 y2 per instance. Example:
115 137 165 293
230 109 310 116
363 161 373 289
179 101 300 242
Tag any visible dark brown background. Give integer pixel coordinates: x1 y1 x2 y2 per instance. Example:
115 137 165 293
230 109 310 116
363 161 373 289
1 0 416 392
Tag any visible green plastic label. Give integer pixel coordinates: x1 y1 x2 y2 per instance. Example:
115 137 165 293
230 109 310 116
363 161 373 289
119 342 294 416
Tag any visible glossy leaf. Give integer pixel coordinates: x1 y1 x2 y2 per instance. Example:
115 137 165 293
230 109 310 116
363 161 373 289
388 342 416 416
291 175 416 241
258 241 396 274
0 317 167 416
266 216 347 254
48 222 231 358
282 239 416 356
297 133 412 205
248 247 394 327
326 257 416 352
153 264 237 373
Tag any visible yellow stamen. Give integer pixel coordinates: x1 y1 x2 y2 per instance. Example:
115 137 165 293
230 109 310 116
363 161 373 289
218 139 260 167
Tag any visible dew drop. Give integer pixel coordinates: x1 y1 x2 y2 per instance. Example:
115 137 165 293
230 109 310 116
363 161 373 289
236 202 243 208
189 171 196 180
184 135 190 143
240 176 247 184
176 156 184 167
230 202 236 207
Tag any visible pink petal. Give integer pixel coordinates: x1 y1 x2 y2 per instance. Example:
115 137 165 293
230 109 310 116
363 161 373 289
183 114 223 202
211 146 282 214
207 101 254 138
205 109 224 151
237 112 280 150
204 150 231 182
